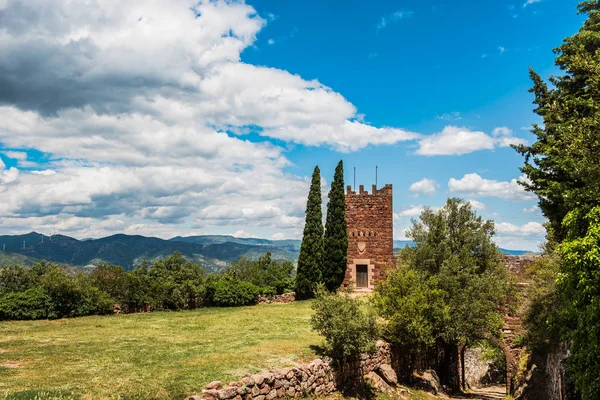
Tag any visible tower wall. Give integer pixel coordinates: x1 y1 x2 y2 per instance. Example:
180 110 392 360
344 184 394 291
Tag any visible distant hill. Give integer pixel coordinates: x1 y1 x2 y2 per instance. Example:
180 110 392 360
0 232 536 272
393 239 536 256
0 232 298 273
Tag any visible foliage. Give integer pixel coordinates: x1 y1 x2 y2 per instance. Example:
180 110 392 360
524 253 571 350
372 264 448 350
146 252 206 310
558 207 600 399
209 274 261 307
323 160 348 292
406 198 508 344
228 252 294 295
514 1 600 243
310 284 379 364
0 250 292 320
0 287 53 320
296 165 324 299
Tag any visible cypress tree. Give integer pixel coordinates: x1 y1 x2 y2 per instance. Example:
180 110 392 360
323 160 348 292
295 166 324 299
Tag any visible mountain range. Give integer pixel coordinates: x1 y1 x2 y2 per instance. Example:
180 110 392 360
0 232 535 272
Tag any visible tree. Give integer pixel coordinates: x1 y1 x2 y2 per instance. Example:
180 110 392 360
558 207 600 399
372 264 448 352
295 166 324 299
323 160 348 291
402 198 508 391
311 285 379 366
514 1 600 243
513 3 600 398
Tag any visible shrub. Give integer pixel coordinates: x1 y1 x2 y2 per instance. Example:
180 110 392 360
310 284 379 365
211 275 260 307
0 287 53 320
228 253 294 295
371 263 448 350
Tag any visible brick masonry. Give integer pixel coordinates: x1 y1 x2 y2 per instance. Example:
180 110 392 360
344 184 394 291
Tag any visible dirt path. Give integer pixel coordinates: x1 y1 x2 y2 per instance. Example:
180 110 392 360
450 385 507 400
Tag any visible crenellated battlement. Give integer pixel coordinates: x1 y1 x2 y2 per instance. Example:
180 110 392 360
346 184 393 196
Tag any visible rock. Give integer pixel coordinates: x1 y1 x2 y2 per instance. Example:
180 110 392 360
229 382 239 387
266 389 278 400
263 373 275 385
241 376 255 387
217 388 238 400
185 396 202 400
206 381 222 390
252 374 265 386
364 371 391 392
236 386 246 395
251 386 260 396
254 396 265 400
276 388 285 397
414 370 443 395
259 384 270 395
378 364 398 386
202 389 219 399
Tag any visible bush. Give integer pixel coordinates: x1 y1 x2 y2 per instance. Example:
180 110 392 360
371 264 448 350
228 253 294 295
310 285 379 364
0 287 53 320
211 275 260 307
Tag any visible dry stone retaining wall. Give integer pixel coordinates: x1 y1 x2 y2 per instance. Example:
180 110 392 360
257 292 295 304
194 341 394 400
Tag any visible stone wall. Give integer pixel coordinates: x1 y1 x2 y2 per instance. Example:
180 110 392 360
194 341 394 400
500 254 537 280
257 292 295 304
344 184 394 290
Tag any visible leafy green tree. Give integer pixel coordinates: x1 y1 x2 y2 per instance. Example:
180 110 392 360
323 160 348 292
523 254 571 351
228 252 294 295
558 207 600 399
399 198 508 391
515 1 600 243
372 264 448 351
310 284 379 365
295 166 324 299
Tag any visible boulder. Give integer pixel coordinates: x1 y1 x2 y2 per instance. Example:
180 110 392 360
266 389 278 400
378 364 398 386
364 371 391 392
414 370 444 395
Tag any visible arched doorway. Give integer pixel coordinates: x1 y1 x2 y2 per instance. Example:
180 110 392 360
462 338 511 395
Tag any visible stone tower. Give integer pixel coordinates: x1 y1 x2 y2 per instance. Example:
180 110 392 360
344 184 394 292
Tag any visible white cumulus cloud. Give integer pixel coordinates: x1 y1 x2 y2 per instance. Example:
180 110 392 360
448 173 535 200
416 126 526 156
409 178 439 195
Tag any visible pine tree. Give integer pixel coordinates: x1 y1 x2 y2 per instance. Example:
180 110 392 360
323 160 348 292
295 166 324 299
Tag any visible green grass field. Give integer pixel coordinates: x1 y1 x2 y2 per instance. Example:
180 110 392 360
0 301 321 400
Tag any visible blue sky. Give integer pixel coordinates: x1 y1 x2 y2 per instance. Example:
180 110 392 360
0 0 585 250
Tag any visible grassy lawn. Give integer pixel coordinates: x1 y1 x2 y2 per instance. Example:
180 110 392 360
0 301 321 400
